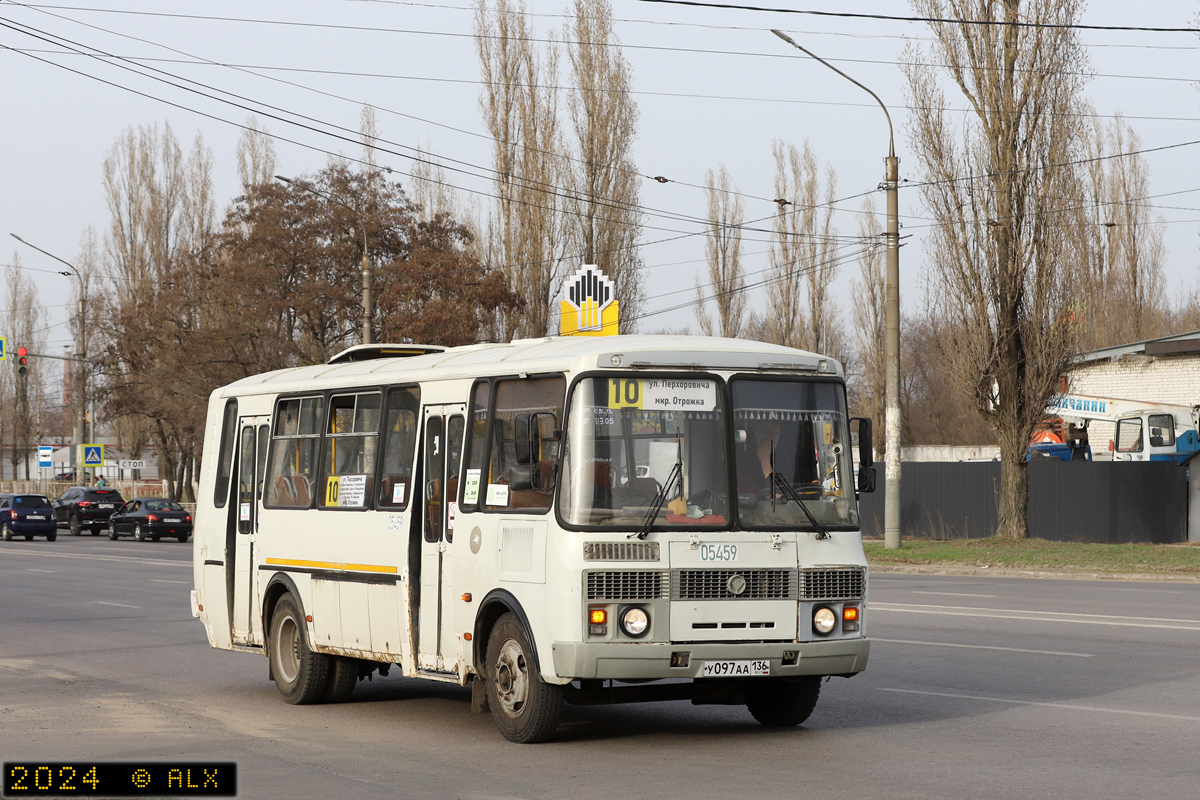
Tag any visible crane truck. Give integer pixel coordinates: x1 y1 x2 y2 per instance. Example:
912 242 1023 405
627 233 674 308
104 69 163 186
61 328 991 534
1035 393 1200 464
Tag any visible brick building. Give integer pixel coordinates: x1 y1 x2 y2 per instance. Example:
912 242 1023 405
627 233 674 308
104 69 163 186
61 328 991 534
1065 329 1200 451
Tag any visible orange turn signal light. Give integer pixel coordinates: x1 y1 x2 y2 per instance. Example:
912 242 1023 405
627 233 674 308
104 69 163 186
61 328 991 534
462 593 473 602
590 609 607 625
842 606 859 622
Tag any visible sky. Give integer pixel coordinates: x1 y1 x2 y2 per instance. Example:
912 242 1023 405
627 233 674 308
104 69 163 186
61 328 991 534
3 0 1200 374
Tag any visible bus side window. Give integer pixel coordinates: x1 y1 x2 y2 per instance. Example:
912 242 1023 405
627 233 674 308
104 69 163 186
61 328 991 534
265 396 325 509
377 386 421 509
319 392 382 509
487 376 565 512
213 399 238 508
459 381 491 512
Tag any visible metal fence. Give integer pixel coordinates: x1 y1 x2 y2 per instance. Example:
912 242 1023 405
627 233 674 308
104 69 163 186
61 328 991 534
858 460 1189 543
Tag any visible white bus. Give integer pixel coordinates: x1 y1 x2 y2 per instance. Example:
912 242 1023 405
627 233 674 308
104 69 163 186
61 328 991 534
192 335 875 743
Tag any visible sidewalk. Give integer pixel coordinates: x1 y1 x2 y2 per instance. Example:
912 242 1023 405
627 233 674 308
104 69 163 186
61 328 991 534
869 561 1200 583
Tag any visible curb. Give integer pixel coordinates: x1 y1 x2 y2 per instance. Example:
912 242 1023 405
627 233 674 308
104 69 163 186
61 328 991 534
867 562 1200 583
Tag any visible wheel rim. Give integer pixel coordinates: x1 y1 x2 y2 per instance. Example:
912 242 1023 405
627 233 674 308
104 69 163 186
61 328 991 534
494 638 530 718
135 525 143 540
277 615 301 684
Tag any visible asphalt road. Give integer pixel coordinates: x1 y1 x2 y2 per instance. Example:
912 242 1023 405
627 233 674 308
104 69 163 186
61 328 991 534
2 535 1199 799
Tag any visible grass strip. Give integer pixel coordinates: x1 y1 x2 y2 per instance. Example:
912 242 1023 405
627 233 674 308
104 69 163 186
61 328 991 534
864 537 1200 575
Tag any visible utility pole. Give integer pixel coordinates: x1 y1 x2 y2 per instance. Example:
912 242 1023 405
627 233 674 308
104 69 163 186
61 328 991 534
772 30 903 549
10 234 88 486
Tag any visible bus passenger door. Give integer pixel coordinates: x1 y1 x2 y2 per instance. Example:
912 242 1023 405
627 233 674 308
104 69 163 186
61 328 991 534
232 415 270 646
417 405 465 673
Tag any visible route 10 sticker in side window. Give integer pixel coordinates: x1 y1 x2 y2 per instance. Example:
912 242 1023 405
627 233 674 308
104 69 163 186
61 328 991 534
606 378 716 411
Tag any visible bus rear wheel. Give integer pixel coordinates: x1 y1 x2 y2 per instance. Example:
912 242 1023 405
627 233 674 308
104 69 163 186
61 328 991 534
485 612 562 743
268 594 329 705
744 676 821 727
321 656 359 703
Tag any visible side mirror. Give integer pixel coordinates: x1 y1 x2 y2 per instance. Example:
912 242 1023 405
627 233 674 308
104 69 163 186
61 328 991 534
509 463 538 492
850 417 874 468
514 413 541 466
857 465 877 494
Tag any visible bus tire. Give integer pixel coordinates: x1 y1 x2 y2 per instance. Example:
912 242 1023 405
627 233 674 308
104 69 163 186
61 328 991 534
485 612 562 743
268 594 329 704
744 676 821 728
321 657 359 704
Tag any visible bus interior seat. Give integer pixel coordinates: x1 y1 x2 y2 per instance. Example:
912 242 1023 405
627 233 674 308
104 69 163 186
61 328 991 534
624 477 659 506
292 475 312 507
273 475 297 507
1150 434 1165 447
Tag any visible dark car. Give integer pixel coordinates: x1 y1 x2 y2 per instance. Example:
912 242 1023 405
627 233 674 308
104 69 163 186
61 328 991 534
53 487 126 535
0 494 57 541
108 497 193 542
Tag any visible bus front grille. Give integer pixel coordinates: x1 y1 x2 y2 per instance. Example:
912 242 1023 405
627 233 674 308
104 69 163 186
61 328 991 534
672 569 797 600
801 568 865 600
585 570 670 600
583 541 660 562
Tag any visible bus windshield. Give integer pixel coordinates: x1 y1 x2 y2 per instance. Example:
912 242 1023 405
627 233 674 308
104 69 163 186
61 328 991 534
559 376 729 528
730 379 858 529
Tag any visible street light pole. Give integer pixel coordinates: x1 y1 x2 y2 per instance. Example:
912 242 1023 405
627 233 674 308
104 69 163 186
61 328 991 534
10 233 89 487
275 175 374 345
772 30 903 549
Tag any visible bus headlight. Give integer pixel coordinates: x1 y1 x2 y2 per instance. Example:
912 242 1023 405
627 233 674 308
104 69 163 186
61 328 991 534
620 607 650 638
812 606 837 635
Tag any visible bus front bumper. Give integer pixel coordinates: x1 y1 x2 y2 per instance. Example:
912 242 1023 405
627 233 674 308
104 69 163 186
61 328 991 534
551 638 869 681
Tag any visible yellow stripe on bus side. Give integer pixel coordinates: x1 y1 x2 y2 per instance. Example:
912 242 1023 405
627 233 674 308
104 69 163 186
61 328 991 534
265 558 398 574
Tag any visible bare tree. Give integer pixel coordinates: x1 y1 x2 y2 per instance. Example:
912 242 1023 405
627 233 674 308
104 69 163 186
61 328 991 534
564 0 644 330
475 0 572 338
5 256 48 479
235 115 277 194
98 122 215 499
765 139 840 353
695 165 747 338
849 195 887 439
903 0 1088 538
1076 112 1167 348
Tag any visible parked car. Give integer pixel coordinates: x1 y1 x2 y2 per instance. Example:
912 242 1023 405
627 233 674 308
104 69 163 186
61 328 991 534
53 486 126 535
108 498 193 542
0 494 57 541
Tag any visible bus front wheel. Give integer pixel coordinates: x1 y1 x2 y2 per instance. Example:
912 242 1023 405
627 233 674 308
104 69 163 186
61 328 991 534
268 594 329 705
485 612 562 743
744 676 821 727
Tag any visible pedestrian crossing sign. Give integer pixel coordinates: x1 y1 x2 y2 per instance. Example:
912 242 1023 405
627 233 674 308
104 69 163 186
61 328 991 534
82 444 104 467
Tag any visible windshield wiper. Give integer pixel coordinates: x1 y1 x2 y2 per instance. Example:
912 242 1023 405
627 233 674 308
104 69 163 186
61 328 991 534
631 460 681 540
770 471 830 540
768 440 829 539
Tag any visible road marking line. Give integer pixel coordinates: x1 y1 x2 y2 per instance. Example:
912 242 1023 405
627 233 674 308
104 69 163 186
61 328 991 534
1107 588 1183 595
149 579 188 584
912 591 996 598
871 602 1200 631
96 601 140 609
26 569 56 573
879 688 1200 722
871 638 1092 657
0 548 188 568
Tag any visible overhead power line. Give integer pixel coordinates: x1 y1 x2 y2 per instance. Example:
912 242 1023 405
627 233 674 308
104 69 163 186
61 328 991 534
633 0 1200 34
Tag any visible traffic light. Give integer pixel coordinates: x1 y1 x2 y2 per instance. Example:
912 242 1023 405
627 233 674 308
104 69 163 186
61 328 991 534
16 346 28 377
